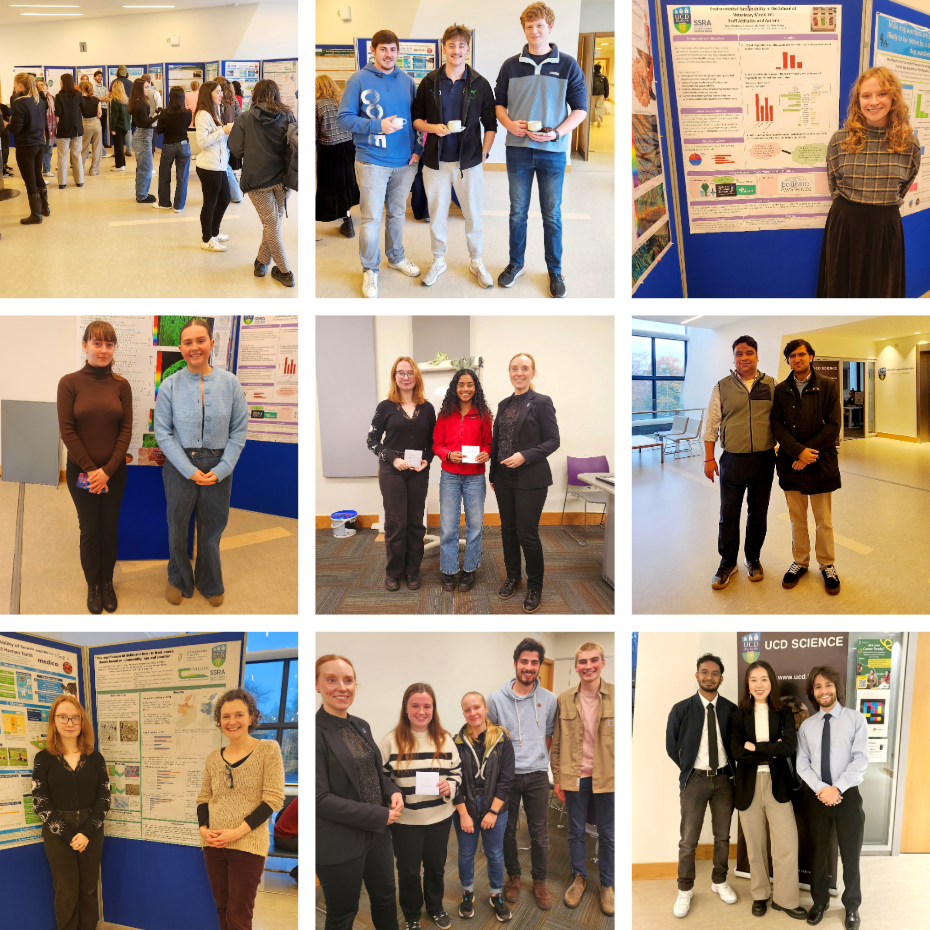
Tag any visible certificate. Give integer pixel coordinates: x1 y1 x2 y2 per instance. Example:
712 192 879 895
461 446 479 464
404 449 422 468
415 771 439 795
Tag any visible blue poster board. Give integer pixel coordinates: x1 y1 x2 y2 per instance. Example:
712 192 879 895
221 60 260 110
107 64 145 90
353 38 438 85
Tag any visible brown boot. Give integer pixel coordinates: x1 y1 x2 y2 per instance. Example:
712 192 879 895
564 875 586 908
599 884 614 915
533 880 551 910
503 874 520 903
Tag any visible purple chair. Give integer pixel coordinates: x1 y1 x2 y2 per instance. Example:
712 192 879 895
560 455 610 547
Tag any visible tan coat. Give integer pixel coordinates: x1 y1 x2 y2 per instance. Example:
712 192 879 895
550 679 614 793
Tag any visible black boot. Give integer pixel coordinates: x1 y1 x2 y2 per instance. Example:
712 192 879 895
87 583 103 614
457 570 476 592
498 576 522 599
101 581 118 613
441 573 458 592
38 188 51 216
340 216 355 237
254 258 269 277
523 588 542 613
20 192 42 225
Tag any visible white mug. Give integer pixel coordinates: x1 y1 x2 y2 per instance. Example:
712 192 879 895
392 117 407 128
527 120 543 132
447 119 462 132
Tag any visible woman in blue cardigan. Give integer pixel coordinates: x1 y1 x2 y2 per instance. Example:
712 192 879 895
154 318 248 607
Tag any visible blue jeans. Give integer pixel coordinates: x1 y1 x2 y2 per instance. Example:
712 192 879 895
124 125 133 154
505 146 565 274
453 799 508 894
439 470 486 574
355 159 418 271
162 448 232 599
132 127 154 199
43 143 53 174
158 140 190 209
565 777 614 888
226 163 242 202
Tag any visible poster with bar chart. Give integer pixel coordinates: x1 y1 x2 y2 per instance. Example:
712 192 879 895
237 315 298 444
873 13 930 218
668 4 841 233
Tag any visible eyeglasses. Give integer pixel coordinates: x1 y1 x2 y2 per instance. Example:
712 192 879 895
56 715 82 725
397 372 416 379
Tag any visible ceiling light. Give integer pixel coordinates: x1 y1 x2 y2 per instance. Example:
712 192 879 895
121 4 176 6
680 315 703 324
20 10 82 13
9 4 80 6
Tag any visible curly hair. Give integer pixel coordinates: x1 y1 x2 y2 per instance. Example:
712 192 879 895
437 368 492 421
806 665 845 707
213 689 263 732
841 66 914 155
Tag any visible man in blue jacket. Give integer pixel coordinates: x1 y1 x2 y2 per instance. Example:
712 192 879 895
666 653 739 919
337 29 424 299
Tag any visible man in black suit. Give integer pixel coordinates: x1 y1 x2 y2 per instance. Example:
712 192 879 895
666 653 739 919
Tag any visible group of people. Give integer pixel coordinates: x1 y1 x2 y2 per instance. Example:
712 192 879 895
366 353 559 613
667 654 868 929
316 637 615 929
703 335 844 595
3 68 296 286
317 3 588 298
33 687 285 930
56 318 248 613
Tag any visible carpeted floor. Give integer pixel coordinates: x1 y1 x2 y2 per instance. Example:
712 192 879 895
315 803 613 929
315 526 613 614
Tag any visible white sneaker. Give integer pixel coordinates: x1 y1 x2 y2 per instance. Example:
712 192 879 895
421 258 447 286
711 882 737 905
173 207 184 213
201 237 227 252
387 256 420 277
110 166 126 172
215 233 229 242
673 890 692 918
42 171 55 178
469 258 493 288
152 203 172 210
103 151 113 157
362 268 379 298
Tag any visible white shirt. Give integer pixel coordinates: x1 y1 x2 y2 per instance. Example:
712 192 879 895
694 692 729 771
753 701 770 774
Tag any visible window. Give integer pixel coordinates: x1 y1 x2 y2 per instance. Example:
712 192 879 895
244 654 298 784
632 333 687 420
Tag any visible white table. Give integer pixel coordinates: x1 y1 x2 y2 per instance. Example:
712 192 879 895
577 473 614 588
632 434 664 463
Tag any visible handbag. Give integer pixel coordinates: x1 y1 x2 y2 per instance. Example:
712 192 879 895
779 713 803 791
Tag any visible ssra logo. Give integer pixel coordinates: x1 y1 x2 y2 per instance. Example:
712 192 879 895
673 7 692 33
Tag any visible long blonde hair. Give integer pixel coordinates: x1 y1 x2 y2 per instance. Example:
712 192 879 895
15 72 40 104
508 351 536 391
110 80 128 105
842 66 914 154
461 691 510 748
316 74 342 104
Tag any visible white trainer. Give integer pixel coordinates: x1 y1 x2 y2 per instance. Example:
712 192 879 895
469 258 493 288
201 237 227 252
387 256 420 277
673 890 692 918
421 259 447 286
711 882 737 904
362 269 379 298
152 203 172 210
215 233 229 242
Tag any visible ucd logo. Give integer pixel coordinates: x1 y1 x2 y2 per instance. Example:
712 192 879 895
673 7 692 33
212 643 227 668
741 632 761 664
879 368 886 381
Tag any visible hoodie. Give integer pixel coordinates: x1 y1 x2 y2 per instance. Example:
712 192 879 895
228 103 295 193
486 677 557 775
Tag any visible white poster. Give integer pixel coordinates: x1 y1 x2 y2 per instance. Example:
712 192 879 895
76 66 104 88
44 66 75 94
867 737 888 763
95 640 241 845
856 689 889 738
667 4 842 233
167 62 205 90
262 58 298 115
107 65 145 90
222 60 260 110
205 61 219 83
0 635 81 850
12 65 43 94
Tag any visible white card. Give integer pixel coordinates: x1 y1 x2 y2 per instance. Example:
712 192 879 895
404 449 422 468
415 771 439 795
461 445 480 464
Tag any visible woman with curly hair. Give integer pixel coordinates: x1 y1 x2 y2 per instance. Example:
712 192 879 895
819 66 921 297
432 368 492 592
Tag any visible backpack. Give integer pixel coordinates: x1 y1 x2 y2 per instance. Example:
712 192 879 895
593 73 608 97
284 120 298 192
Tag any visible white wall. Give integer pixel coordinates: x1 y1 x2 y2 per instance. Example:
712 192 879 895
315 315 615 517
876 337 920 438
579 1 615 32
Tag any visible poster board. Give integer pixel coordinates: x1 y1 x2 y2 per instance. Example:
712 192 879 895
166 61 205 92
44 65 76 93
221 59 260 110
354 38 438 86
205 61 219 82
76 66 105 89
147 62 165 100
262 57 298 115
316 44 354 90
107 65 145 90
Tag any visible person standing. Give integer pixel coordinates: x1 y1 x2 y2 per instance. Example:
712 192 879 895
703 335 777 589
153 85 192 212
127 77 158 202
666 653 739 918
1 101 12 177
216 76 243 203
796 666 868 930
54 73 84 189
487 637 558 911
316 74 360 239
91 70 110 151
9 73 49 224
590 64 609 127
194 81 234 252
551 641 615 916
336 29 423 298
185 80 201 125
493 3 587 297
108 79 130 173
36 79 57 179
771 339 843 595
114 66 134 155
366 357 436 591
78 81 103 176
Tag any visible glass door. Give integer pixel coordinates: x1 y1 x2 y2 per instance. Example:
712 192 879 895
866 361 876 437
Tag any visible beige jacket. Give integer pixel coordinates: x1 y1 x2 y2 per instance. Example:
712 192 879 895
550 679 614 793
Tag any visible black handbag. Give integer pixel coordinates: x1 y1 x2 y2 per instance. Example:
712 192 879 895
780 714 804 791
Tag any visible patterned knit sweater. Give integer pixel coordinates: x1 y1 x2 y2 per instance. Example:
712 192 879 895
378 730 462 826
196 738 285 858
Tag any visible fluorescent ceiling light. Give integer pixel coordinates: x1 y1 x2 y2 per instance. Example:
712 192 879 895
680 315 703 324
122 4 176 6
9 4 81 6
20 10 82 12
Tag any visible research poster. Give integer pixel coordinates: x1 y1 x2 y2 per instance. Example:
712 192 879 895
222 60 260 110
316 45 354 90
873 14 930 217
44 66 75 93
262 58 298 114
107 65 145 89
357 39 436 85
856 637 893 740
205 61 219 83
147 63 165 99
0 635 81 850
167 62 205 89
236 315 298 444
95 639 241 846
668 4 842 233
633 0 673 292
76 66 104 86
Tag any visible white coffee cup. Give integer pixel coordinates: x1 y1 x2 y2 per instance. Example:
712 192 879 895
447 120 462 132
527 120 543 132
392 117 407 128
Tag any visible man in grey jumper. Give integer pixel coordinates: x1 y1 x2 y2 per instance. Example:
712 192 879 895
487 637 558 910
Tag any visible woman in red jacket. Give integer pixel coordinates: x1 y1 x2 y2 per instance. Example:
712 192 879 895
433 369 492 593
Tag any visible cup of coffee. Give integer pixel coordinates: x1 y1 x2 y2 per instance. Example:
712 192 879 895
527 120 543 132
447 120 462 132
392 117 407 128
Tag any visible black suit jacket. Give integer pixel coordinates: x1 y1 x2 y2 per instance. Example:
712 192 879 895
666 692 737 792
729 703 798 810
316 706 399 865
488 389 560 488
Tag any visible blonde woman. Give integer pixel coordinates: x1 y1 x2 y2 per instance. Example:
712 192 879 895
9 72 49 223
36 78 57 178
316 73 359 237
108 78 130 172
79 80 103 175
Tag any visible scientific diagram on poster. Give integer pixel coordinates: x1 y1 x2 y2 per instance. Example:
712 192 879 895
356 38 438 85
667 4 842 232
856 637 892 740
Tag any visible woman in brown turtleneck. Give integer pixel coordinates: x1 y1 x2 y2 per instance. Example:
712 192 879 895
57 320 132 614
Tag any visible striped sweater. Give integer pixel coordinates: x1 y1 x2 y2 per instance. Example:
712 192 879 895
378 730 462 826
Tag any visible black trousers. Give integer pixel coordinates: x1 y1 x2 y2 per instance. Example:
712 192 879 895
65 459 127 584
112 129 126 168
805 784 864 911
197 166 231 242
42 809 105 930
316 828 398 930
718 449 776 565
1 124 9 167
678 769 734 890
493 468 548 588
390 818 452 918
503 770 550 881
14 143 46 195
379 463 429 579
99 109 108 147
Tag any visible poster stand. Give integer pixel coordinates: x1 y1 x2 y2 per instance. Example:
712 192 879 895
221 60 261 110
261 57 298 115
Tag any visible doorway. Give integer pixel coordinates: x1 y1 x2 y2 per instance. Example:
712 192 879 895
842 361 866 439
573 31 614 163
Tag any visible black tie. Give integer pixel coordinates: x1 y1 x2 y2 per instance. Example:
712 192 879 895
707 702 719 771
821 714 832 786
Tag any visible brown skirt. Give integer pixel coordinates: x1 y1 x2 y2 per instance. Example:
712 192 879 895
817 195 906 298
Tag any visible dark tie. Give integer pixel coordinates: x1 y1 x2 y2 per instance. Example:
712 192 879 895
821 714 832 786
707 703 719 771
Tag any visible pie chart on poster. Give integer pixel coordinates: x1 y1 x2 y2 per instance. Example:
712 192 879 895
689 153 702 166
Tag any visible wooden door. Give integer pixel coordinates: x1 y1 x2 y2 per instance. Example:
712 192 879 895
573 32 594 160
540 659 554 694
902 632 930 851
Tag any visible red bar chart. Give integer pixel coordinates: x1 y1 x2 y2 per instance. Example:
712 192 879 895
282 356 297 375
776 51 803 69
755 93 773 122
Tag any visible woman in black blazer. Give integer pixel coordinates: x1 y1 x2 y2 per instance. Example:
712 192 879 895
489 352 560 613
316 654 403 930
730 660 806 920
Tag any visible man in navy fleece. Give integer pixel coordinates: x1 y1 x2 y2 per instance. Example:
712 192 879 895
494 3 587 297
337 29 424 298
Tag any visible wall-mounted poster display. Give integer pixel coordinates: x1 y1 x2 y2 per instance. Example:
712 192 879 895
262 58 298 115
12 65 43 94
107 65 145 90
44 66 76 94
205 61 219 83
147 63 165 100
167 62 205 91
221 60 260 110
76 66 105 88
354 38 438 86
316 45 354 91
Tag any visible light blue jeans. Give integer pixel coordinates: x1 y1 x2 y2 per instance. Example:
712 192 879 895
226 163 242 202
439 470 486 575
132 128 153 200
453 799 508 895
354 159 417 271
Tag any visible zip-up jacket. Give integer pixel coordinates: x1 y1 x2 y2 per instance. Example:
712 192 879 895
10 92 48 147
666 692 737 793
714 371 776 453
228 103 296 193
550 679 614 793
433 408 492 475
487 677 557 775
452 724 515 821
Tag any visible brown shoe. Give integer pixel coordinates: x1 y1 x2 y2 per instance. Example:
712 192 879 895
599 884 614 916
503 874 520 903
533 880 551 910
564 875 586 908
166 584 182 605
208 593 224 607
385 575 401 591
406 574 422 590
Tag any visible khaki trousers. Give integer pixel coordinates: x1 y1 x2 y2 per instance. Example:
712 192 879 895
738 771 800 908
784 489 835 569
